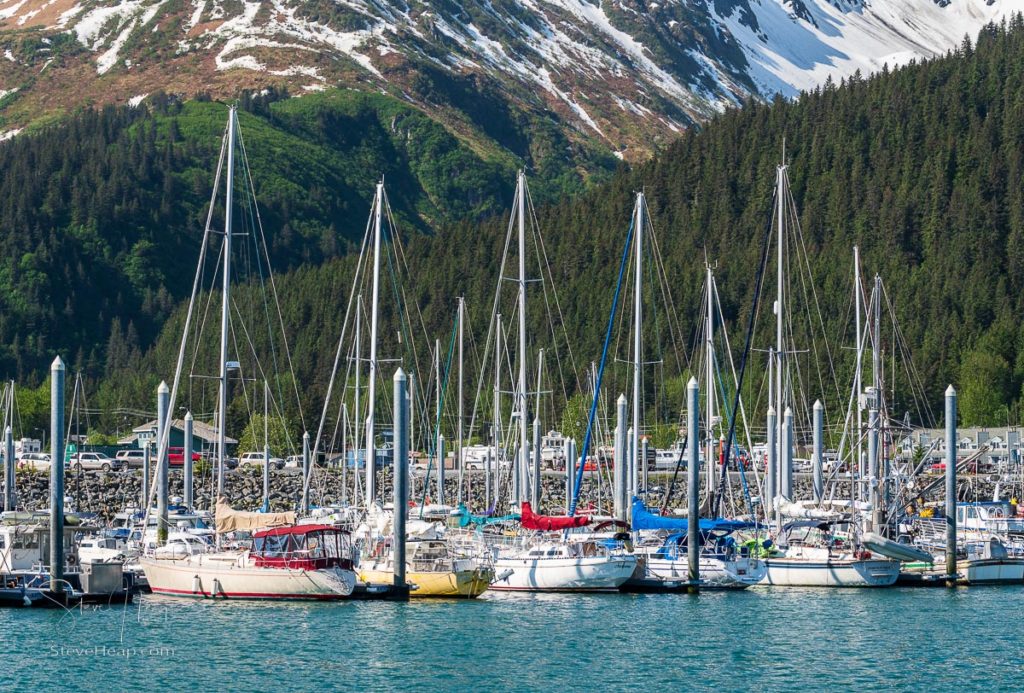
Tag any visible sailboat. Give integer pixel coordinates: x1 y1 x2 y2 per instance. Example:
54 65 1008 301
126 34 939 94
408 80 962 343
752 161 899 587
140 106 358 601
358 524 493 598
489 502 637 592
624 499 766 590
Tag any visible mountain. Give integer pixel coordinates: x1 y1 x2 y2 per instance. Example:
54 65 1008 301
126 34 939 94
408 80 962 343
111 18 1024 436
2 0 1024 161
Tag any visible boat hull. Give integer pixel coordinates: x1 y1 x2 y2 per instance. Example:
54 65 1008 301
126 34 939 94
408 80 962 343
762 558 900 587
360 567 492 598
140 556 356 600
638 555 766 590
490 555 637 592
961 558 1024 585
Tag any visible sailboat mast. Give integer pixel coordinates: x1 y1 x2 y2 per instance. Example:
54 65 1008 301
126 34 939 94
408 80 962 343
517 171 529 506
854 247 863 490
774 164 785 513
365 183 383 505
706 264 715 499
632 192 644 507
457 296 465 504
217 106 236 497
436 335 444 503
354 293 361 507
873 275 881 393
494 314 503 505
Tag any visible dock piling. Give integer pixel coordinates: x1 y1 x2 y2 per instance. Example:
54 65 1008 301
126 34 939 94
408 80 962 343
812 400 824 503
157 381 169 543
945 385 957 584
183 412 194 509
393 369 409 588
4 424 13 511
686 377 700 591
614 394 626 521
49 356 66 598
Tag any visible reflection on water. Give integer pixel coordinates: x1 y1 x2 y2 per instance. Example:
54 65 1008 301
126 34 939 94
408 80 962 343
1 587 1021 690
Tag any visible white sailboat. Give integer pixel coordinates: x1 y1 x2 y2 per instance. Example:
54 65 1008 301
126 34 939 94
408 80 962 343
762 520 900 587
757 161 899 587
140 106 358 601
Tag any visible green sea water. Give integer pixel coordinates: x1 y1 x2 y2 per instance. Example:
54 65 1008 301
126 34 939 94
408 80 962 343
2 587 1021 691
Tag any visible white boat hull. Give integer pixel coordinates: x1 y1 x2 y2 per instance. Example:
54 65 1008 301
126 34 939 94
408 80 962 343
490 555 637 592
140 555 357 600
762 558 900 587
962 558 1024 585
642 555 766 589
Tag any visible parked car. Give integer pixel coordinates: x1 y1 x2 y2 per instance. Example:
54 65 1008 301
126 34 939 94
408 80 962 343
68 452 123 472
168 447 203 466
285 455 302 468
238 451 285 469
115 449 146 468
16 452 51 471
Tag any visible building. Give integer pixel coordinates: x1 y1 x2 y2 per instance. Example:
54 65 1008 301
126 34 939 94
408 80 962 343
118 419 237 452
896 426 1022 465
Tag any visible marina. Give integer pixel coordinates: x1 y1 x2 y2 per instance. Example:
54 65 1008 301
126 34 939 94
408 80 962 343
4 14 1024 685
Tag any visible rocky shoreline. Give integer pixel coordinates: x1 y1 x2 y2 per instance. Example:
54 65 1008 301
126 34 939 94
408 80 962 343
9 467 1012 521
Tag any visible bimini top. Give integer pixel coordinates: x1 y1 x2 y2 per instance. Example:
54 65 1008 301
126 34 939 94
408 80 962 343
781 520 837 533
631 498 756 533
253 524 348 538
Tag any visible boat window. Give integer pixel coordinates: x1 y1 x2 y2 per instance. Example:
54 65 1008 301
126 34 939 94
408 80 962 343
13 535 38 549
306 532 324 558
0 536 5 549
261 534 288 557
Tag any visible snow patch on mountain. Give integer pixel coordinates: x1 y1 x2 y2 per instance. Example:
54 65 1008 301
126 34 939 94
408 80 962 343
717 0 1024 96
3 0 1024 151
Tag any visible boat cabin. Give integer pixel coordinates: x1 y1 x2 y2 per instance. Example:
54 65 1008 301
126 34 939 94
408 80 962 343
956 502 1024 535
250 525 354 571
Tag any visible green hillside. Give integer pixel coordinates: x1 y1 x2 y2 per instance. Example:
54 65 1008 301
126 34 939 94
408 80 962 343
9 19 1024 437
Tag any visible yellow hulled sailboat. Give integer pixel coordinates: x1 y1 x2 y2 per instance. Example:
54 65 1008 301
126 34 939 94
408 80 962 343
359 535 493 598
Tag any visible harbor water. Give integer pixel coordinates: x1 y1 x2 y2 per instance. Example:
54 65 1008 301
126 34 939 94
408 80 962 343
3 587 1021 691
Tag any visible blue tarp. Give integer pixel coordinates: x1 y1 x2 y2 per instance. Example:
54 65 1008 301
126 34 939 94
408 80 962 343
631 498 757 533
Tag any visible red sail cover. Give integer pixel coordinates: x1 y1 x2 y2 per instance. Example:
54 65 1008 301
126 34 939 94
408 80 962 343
519 502 590 531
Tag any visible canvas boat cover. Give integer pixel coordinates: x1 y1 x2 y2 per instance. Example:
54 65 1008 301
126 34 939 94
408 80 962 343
631 498 755 533
215 496 296 534
519 502 590 531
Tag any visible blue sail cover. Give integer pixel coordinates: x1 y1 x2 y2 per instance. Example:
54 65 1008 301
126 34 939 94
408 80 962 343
631 498 755 533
